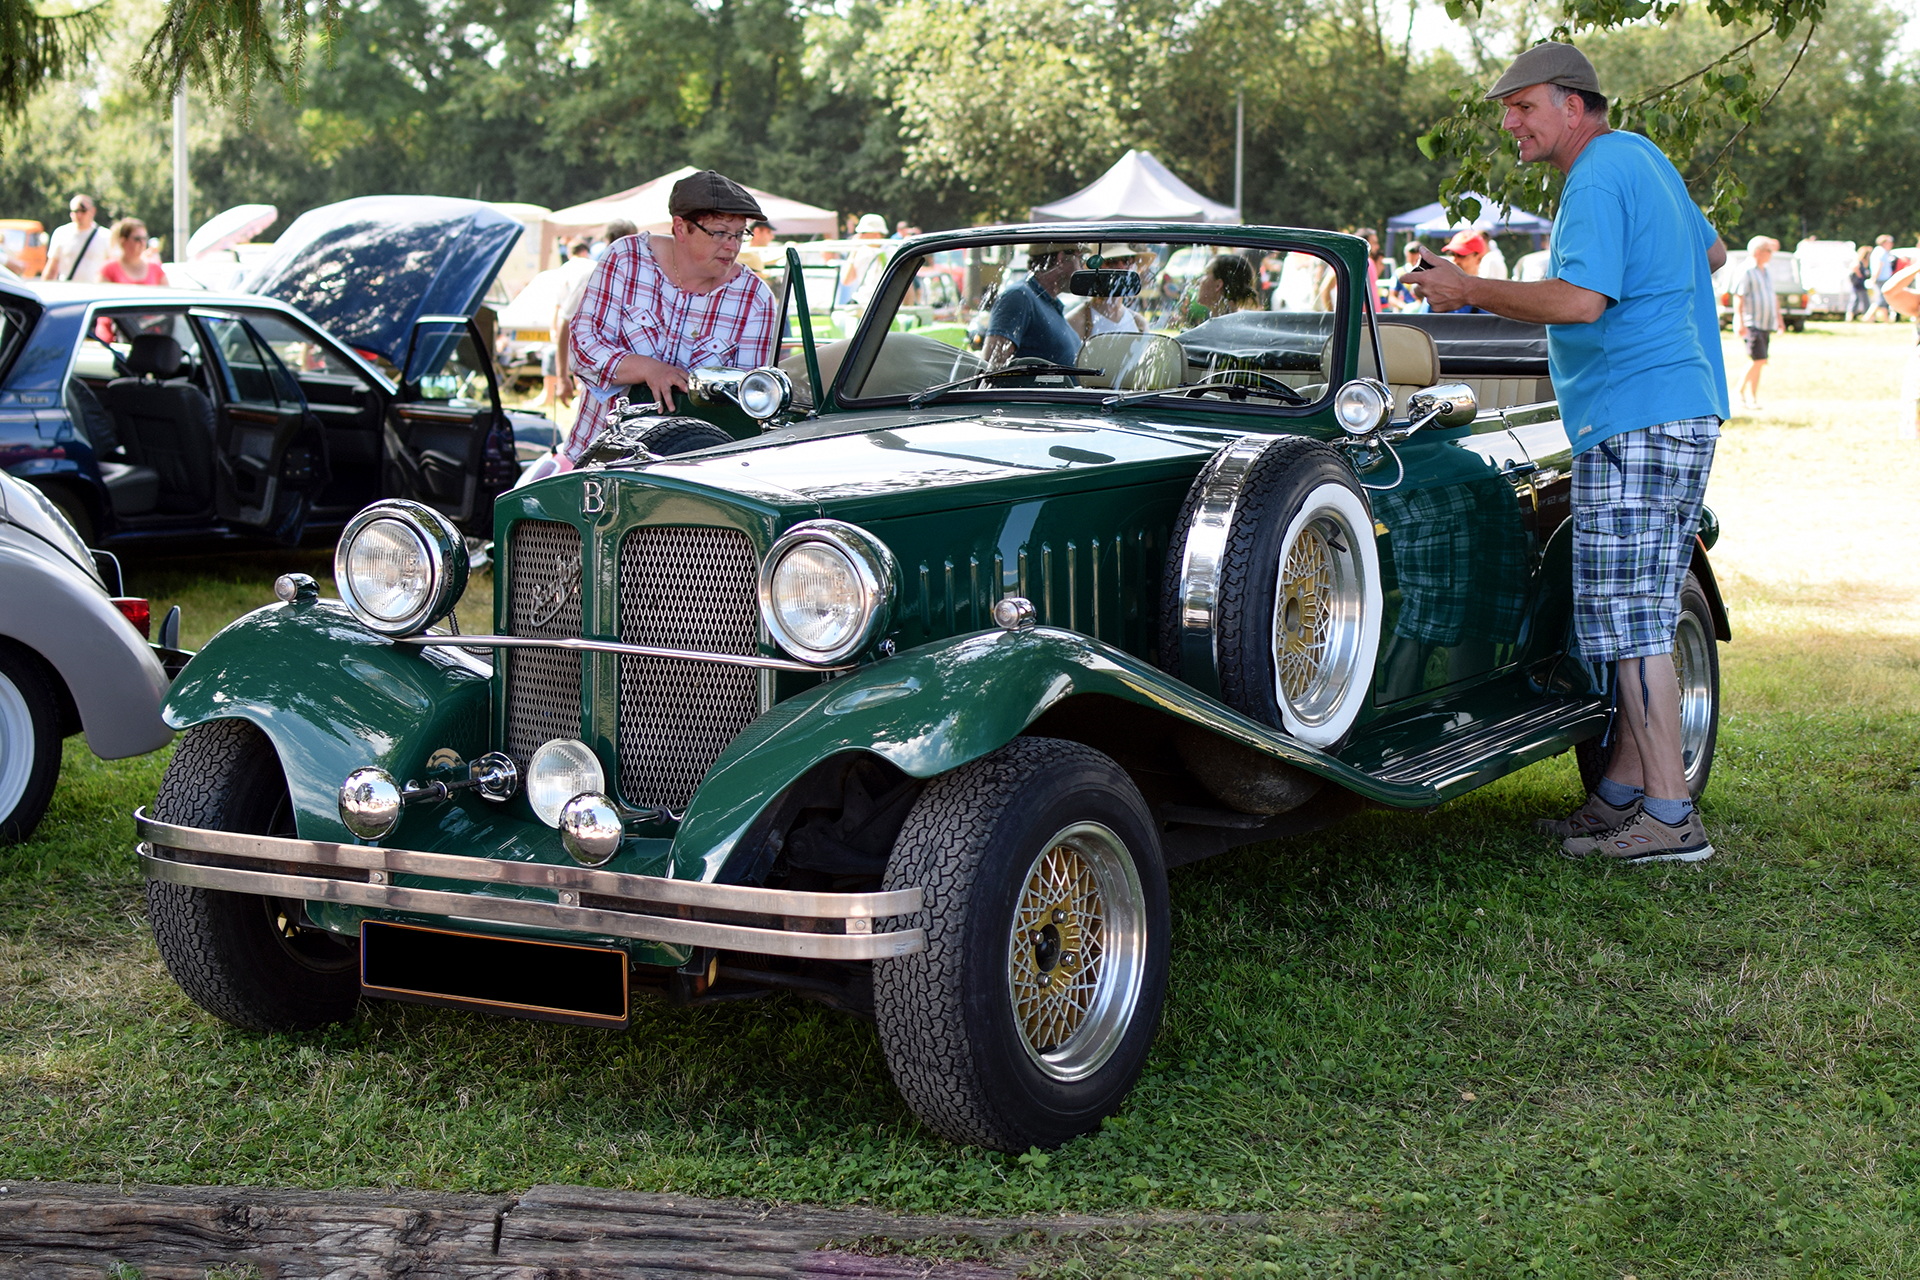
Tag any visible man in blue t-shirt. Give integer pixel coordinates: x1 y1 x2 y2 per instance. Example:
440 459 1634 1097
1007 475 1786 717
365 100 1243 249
1410 42 1729 867
982 243 1087 371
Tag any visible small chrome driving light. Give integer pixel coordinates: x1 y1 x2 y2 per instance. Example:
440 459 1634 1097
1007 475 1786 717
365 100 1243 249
993 596 1037 632
1333 379 1392 436
340 767 403 840
335 500 469 636
559 792 623 866
759 520 898 665
527 739 605 828
737 367 793 421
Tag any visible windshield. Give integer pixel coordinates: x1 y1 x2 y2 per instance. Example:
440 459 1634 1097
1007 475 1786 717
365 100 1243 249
792 235 1353 410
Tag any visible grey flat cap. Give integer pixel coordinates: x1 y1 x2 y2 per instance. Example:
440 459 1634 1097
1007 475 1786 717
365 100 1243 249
668 170 766 221
1484 42 1603 102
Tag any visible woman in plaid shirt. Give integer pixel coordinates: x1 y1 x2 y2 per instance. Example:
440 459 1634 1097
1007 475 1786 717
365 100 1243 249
562 170 780 462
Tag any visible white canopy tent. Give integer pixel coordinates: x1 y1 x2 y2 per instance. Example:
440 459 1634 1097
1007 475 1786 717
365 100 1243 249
1030 150 1238 223
541 167 839 268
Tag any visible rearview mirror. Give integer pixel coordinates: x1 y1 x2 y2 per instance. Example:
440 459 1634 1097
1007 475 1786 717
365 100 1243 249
1067 269 1142 298
1406 382 1477 430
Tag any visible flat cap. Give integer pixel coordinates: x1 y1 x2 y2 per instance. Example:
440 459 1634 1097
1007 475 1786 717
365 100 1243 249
1484 42 1602 102
668 170 766 221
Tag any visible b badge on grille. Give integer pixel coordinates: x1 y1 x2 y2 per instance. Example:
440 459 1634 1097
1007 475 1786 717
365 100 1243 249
527 554 582 628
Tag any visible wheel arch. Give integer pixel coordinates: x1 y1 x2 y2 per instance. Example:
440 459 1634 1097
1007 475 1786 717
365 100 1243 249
1688 538 1732 642
163 600 494 841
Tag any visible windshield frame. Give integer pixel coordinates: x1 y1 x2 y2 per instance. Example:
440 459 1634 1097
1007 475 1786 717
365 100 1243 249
826 223 1370 418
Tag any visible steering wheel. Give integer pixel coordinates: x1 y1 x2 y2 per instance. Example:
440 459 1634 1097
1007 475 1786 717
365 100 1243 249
1183 369 1309 406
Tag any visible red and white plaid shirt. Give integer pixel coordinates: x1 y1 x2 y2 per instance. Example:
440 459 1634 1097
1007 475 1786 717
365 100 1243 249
563 233 779 460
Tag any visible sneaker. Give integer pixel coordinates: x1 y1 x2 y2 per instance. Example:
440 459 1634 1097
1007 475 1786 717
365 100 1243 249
1561 807 1714 865
1535 792 1640 840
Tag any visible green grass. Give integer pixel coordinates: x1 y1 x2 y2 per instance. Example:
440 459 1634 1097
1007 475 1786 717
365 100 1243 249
3 325 1918 1276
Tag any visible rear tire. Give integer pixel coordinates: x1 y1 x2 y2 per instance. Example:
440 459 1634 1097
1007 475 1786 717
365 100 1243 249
0 644 62 845
1576 570 1720 801
874 738 1169 1151
146 719 360 1031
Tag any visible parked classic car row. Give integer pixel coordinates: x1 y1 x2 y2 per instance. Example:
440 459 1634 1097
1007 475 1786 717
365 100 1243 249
131 222 1727 1152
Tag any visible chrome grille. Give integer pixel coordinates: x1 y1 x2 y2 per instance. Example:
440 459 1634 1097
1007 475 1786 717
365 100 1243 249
505 520 584 771
618 526 761 810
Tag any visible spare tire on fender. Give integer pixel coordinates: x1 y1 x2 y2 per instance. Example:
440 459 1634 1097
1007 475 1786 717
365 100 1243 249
1160 436 1382 751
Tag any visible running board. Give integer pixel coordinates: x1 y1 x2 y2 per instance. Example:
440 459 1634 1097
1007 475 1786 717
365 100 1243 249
1359 697 1610 799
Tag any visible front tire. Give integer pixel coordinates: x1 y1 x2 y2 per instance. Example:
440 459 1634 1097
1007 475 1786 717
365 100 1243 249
1576 570 1720 800
0 644 62 844
874 738 1170 1151
146 720 360 1031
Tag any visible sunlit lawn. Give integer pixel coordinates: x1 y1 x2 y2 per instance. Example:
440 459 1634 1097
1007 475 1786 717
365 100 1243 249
2 324 1917 1277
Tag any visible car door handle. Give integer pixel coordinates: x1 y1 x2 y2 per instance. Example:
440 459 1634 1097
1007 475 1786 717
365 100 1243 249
1501 458 1539 477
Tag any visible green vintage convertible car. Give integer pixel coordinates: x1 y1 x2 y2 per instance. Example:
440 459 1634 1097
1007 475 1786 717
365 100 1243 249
137 224 1726 1152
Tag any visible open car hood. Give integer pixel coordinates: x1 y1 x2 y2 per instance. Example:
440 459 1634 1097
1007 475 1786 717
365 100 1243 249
242 196 521 364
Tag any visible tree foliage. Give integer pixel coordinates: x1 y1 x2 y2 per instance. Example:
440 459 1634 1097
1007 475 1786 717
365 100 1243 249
1417 0 1829 227
0 0 107 119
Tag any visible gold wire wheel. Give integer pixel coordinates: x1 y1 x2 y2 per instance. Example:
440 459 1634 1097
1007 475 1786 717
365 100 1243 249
1275 523 1334 701
1270 497 1368 730
1005 822 1147 1083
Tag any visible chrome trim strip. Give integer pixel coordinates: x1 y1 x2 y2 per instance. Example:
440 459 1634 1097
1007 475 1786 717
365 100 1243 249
142 850 921 961
393 634 851 674
1174 437 1271 697
136 809 919 921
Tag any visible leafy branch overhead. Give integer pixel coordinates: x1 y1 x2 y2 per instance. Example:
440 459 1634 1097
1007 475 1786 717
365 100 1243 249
0 0 108 120
137 0 342 106
1419 0 1826 229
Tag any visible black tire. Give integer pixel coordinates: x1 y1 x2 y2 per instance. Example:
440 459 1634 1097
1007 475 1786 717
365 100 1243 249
146 719 361 1032
1160 437 1382 750
32 481 95 547
1575 571 1720 801
874 738 1170 1151
620 416 736 456
0 643 63 844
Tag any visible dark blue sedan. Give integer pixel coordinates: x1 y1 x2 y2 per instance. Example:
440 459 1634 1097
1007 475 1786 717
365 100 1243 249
0 196 554 546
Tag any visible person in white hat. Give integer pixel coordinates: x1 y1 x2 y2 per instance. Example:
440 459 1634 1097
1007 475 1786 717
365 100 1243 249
1413 42 1730 866
839 213 893 306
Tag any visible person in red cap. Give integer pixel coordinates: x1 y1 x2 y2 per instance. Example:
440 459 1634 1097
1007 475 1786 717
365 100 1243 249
1413 41 1729 866
1436 229 1492 312
561 169 780 462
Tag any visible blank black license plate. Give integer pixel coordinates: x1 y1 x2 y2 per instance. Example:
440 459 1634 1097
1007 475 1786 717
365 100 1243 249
360 921 629 1028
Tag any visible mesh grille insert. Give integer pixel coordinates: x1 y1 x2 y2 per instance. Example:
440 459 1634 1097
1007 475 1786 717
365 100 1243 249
505 520 584 772
618 526 761 810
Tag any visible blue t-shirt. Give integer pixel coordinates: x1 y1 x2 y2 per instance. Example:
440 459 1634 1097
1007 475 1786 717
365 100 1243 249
1547 132 1729 454
985 277 1082 368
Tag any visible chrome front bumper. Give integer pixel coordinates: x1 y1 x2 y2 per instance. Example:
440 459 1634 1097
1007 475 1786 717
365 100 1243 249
136 809 924 962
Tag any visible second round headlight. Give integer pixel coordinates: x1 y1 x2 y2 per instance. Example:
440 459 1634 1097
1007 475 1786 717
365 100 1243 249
759 521 896 665
335 500 469 636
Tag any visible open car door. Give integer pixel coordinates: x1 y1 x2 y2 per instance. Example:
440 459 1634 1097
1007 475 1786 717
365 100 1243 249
193 309 332 544
386 314 516 537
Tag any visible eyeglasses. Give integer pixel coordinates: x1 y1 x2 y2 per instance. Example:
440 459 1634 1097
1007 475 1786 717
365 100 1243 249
127 234 148 243
70 205 90 214
688 219 749 245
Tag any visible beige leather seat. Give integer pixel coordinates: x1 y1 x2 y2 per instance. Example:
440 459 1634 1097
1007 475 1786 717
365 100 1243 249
1078 332 1185 391
1455 375 1554 409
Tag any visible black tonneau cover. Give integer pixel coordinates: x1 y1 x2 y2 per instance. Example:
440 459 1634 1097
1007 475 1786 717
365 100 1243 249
1383 313 1549 376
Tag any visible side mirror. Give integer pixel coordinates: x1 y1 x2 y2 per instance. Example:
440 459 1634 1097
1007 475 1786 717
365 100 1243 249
1406 382 1477 430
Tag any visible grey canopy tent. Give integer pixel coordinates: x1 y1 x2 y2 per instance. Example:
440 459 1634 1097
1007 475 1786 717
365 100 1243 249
1030 150 1238 223
1385 193 1552 255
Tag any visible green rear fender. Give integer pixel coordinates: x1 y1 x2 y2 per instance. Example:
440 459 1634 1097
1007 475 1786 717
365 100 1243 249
675 626 1436 881
162 601 492 842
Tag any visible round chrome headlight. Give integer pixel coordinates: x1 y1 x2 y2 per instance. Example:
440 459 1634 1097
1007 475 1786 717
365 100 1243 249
1334 378 1391 436
335 500 468 635
527 738 605 828
758 520 897 665
738 367 793 421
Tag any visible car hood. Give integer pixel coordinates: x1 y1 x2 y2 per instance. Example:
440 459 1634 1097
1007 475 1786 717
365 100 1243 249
636 409 1234 521
242 196 521 364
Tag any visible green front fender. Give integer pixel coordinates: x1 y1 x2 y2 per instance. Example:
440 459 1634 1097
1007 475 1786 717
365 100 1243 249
162 601 493 843
674 626 1440 880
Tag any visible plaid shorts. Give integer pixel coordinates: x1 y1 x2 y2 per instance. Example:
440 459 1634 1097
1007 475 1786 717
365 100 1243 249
1571 421 1718 663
